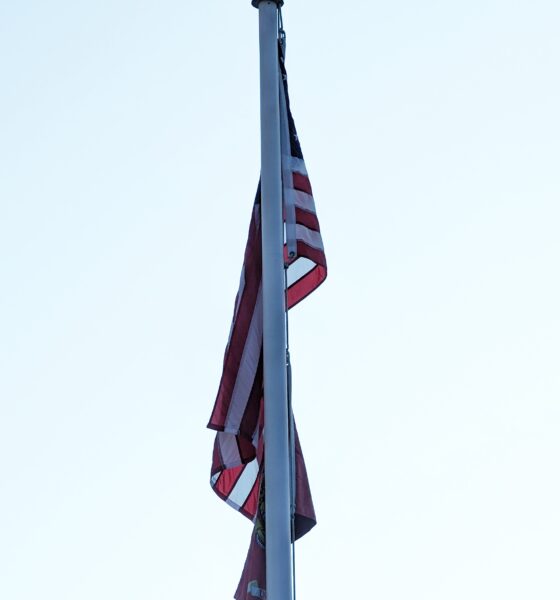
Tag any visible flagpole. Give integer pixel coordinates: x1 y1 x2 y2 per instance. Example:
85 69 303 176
252 2 293 600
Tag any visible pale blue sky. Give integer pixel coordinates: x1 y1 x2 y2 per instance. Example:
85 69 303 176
1 1 559 599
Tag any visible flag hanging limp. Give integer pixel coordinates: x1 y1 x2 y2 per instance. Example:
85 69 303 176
207 45 327 600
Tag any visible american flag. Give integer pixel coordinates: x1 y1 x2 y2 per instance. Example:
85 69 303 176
207 48 327 600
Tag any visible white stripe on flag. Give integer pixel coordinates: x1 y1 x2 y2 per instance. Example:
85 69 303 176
287 156 308 176
217 432 242 469
286 257 316 288
224 285 263 432
226 458 259 511
296 224 324 251
294 189 316 214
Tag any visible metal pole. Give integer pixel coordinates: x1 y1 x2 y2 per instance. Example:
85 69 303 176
252 2 292 600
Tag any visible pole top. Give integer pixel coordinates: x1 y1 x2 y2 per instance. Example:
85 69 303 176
252 0 284 7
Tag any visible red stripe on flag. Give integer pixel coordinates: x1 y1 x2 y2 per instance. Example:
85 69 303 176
293 171 312 195
295 206 320 232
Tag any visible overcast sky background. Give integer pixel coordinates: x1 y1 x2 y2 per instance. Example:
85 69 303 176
1 1 559 599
